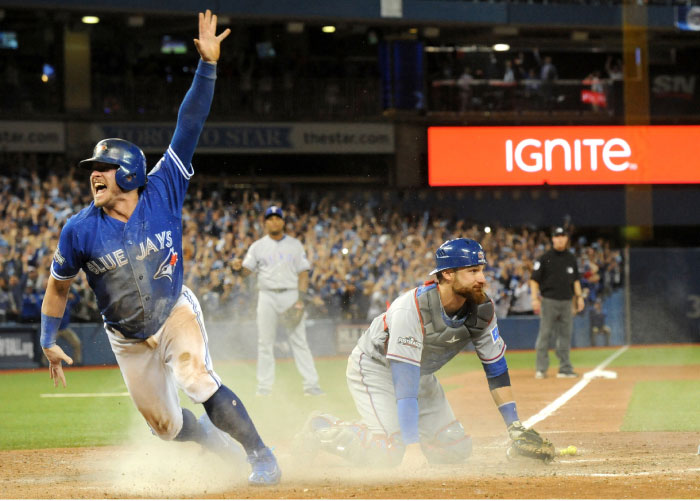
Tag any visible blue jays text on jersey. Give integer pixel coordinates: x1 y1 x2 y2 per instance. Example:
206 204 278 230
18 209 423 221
51 147 193 339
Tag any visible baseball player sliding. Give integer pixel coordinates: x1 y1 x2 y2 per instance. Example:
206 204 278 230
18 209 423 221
40 11 281 486
295 238 554 466
232 206 323 397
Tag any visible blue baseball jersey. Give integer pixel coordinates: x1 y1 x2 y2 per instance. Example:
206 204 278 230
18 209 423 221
50 60 216 340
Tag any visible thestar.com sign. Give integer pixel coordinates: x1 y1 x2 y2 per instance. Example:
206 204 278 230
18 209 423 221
428 125 700 185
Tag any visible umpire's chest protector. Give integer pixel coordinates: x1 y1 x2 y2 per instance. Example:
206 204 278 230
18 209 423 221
416 285 495 374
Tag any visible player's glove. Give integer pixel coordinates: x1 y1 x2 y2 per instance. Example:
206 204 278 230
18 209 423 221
506 421 556 463
281 300 305 329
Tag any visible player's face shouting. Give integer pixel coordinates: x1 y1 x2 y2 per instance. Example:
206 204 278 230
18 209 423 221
89 166 120 207
452 265 487 303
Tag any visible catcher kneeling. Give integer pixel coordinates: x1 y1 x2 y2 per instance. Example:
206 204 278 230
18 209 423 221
294 238 555 466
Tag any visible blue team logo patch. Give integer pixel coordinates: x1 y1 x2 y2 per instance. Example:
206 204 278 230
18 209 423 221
153 248 178 282
490 326 500 344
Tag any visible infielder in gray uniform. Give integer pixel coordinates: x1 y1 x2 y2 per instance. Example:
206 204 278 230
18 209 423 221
295 238 544 466
232 206 323 397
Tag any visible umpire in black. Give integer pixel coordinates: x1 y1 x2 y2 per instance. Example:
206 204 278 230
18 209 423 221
529 227 585 379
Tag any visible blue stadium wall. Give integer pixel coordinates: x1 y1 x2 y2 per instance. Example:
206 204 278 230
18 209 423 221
0 289 627 369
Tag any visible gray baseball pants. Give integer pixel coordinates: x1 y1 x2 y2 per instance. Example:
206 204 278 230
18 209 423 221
535 296 574 373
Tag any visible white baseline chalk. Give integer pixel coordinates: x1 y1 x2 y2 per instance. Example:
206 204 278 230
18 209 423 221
523 345 628 429
40 392 130 398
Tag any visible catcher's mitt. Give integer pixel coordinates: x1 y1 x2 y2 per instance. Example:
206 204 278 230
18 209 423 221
506 421 556 463
281 301 305 329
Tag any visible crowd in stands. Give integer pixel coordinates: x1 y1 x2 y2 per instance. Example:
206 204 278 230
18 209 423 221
428 49 626 114
0 155 623 327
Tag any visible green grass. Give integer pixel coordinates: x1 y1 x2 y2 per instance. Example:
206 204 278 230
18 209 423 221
622 380 700 432
1 344 698 450
436 345 700 379
0 359 360 450
0 369 141 449
612 345 700 367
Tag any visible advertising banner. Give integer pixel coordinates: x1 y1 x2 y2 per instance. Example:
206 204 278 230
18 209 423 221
675 6 700 31
580 90 607 108
0 327 38 369
0 121 65 152
429 125 700 186
94 122 394 154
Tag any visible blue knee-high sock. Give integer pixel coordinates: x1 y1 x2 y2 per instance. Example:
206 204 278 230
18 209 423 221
174 408 204 442
203 385 265 454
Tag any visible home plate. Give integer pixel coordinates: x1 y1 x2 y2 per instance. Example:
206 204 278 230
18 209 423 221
583 369 617 380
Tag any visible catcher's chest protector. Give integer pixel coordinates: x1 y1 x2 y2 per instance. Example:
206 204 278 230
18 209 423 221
416 286 495 374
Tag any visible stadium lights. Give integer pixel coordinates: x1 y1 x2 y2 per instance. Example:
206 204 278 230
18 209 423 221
493 43 510 52
322 25 336 33
81 16 100 24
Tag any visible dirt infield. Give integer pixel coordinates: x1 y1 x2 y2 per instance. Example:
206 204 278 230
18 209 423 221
2 365 699 499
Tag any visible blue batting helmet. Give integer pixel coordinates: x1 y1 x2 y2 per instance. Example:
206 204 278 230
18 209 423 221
79 138 147 191
429 238 487 275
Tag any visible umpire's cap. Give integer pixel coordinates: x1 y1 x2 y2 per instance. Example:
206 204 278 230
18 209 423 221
264 205 284 220
551 226 568 237
80 138 147 192
430 238 487 275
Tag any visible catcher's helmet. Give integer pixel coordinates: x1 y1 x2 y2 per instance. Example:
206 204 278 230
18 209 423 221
79 138 147 191
429 238 487 275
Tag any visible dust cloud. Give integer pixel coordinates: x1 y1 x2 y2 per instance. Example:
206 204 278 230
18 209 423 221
80 426 248 497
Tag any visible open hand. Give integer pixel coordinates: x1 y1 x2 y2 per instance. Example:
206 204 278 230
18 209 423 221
43 345 73 388
194 9 231 63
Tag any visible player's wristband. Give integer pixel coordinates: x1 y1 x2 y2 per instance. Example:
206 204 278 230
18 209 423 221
498 401 520 428
196 59 217 79
40 313 62 349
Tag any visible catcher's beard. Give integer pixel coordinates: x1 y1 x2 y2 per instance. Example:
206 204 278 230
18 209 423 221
453 281 487 304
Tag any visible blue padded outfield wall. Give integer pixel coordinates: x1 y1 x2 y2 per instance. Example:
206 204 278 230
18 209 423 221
0 290 626 369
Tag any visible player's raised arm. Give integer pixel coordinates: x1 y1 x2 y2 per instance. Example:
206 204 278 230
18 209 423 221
169 10 230 168
41 275 75 388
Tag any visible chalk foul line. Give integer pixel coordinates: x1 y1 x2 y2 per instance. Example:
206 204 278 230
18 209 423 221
40 392 130 398
523 345 629 429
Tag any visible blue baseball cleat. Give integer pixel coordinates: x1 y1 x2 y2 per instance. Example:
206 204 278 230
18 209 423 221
247 447 281 486
197 413 247 465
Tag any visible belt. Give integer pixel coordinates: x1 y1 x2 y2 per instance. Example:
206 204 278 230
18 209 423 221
264 288 295 293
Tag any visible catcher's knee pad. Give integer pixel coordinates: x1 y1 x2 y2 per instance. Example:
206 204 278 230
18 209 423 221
420 421 472 464
310 414 404 467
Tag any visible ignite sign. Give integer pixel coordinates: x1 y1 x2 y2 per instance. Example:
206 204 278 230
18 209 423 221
428 125 700 186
